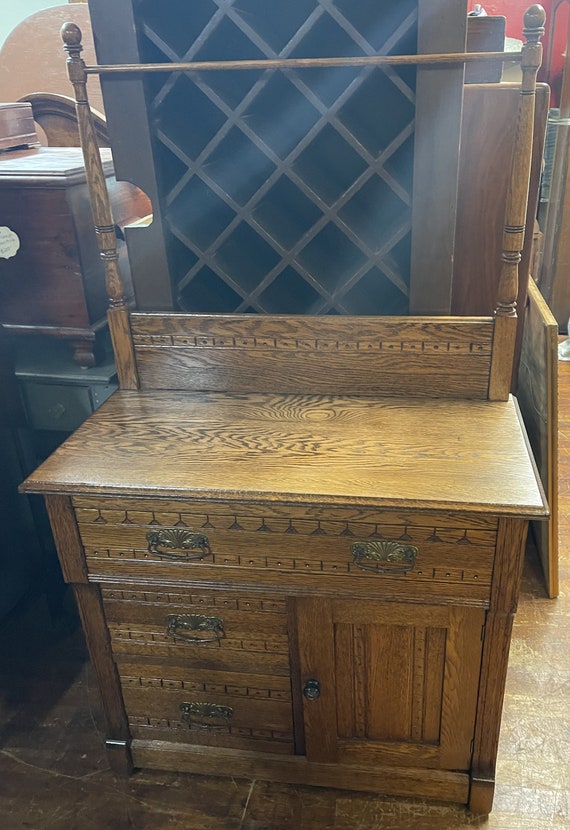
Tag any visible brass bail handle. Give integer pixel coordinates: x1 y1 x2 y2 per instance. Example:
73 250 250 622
166 613 224 644
180 702 233 729
146 528 211 561
351 540 418 574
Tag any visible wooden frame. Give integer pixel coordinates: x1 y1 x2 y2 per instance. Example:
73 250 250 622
517 277 559 597
59 6 545 402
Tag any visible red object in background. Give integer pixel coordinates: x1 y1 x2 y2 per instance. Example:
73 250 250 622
544 0 569 105
469 0 567 105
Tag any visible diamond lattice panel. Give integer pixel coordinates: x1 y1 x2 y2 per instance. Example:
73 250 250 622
137 0 418 314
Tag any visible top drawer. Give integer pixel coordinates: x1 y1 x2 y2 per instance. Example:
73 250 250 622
73 497 497 606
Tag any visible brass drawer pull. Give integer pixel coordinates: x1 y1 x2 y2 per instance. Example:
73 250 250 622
166 613 224 644
180 702 233 729
351 540 418 574
146 528 211 561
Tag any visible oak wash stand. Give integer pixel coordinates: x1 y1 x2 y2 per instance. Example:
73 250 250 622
21 7 548 814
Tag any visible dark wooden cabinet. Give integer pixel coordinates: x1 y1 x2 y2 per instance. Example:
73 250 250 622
0 147 146 367
14 338 117 432
0 330 39 617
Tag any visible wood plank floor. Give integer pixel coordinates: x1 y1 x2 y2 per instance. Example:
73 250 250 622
1 369 569 829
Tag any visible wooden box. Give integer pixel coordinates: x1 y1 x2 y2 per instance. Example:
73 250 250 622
0 102 38 152
0 146 147 367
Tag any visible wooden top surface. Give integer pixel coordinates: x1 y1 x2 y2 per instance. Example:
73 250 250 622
0 147 113 183
22 391 547 516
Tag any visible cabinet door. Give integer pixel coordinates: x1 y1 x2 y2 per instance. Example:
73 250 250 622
295 597 485 771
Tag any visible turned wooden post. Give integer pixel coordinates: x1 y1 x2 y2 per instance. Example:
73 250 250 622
489 4 545 401
61 22 139 390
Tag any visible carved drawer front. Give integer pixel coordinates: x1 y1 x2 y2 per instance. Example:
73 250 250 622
100 586 291 677
75 497 498 605
119 661 295 756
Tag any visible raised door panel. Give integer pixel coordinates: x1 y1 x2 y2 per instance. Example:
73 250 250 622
296 597 485 771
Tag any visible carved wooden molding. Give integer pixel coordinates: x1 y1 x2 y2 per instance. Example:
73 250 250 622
128 715 293 742
133 333 493 354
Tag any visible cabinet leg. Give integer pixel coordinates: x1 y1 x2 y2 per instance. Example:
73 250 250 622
106 739 133 777
469 776 495 814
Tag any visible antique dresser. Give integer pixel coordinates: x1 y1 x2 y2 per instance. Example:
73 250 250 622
0 146 145 367
21 4 548 815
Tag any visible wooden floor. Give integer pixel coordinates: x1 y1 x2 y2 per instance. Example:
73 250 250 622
1 370 569 829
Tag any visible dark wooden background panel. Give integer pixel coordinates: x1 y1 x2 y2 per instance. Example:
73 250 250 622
465 16 506 84
408 0 466 315
87 0 467 316
452 82 549 382
88 0 173 310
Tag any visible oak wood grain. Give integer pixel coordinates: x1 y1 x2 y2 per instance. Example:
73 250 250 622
324 600 484 771
129 741 470 802
30 8 548 812
72 496 500 528
470 518 529 806
72 582 131 751
517 279 559 597
22 391 546 517
122 686 293 734
131 313 494 398
295 597 338 764
44 495 88 584
78 515 496 603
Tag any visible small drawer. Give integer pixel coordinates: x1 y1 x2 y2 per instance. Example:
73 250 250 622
75 497 497 605
120 662 294 756
22 382 94 432
101 585 291 676
20 379 117 431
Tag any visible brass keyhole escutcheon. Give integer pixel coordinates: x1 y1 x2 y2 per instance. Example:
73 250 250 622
303 678 321 700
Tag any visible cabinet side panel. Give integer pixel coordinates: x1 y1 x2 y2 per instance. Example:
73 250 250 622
45 495 88 584
470 518 529 807
73 583 132 760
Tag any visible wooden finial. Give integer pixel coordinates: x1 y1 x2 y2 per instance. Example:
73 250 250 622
523 4 546 42
61 23 86 87
61 21 82 50
61 22 139 390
